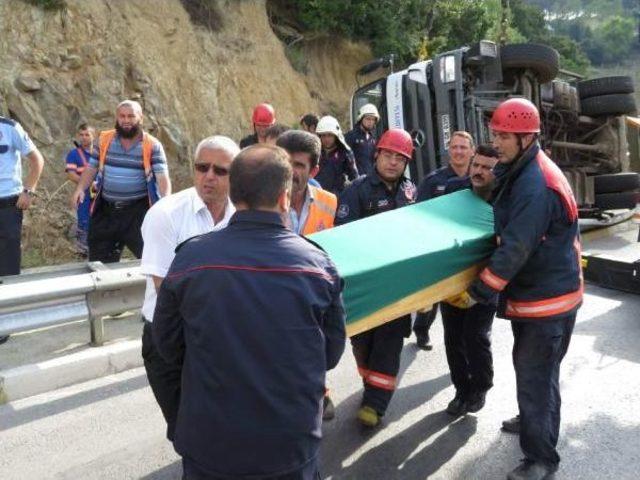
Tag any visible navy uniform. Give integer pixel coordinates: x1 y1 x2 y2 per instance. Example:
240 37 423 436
239 133 258 149
315 147 359 195
335 171 416 418
413 165 472 343
345 126 376 175
153 210 346 480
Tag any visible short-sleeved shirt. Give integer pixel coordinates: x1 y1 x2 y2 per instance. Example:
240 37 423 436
0 117 36 198
140 187 235 320
88 133 168 202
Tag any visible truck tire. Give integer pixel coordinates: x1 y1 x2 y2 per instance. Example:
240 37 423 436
581 93 637 117
578 76 635 99
594 173 640 194
501 43 560 84
594 191 640 210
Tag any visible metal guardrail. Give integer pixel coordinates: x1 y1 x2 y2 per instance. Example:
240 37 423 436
0 260 145 346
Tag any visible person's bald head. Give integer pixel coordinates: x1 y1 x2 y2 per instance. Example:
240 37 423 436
230 145 292 211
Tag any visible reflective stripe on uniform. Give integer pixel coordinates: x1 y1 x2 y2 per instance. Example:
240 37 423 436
357 366 396 390
479 267 508 292
365 371 396 391
302 186 337 235
506 284 583 318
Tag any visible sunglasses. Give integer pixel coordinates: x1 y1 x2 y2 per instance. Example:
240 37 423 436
194 163 229 176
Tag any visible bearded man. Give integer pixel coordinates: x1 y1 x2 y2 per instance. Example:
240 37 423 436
71 100 171 262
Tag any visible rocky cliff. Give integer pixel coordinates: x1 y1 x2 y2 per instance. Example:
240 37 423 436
0 0 372 266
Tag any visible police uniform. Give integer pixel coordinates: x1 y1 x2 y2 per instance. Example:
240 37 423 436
414 165 472 339
315 147 359 195
153 210 346 479
0 117 36 276
345 126 376 175
335 171 416 416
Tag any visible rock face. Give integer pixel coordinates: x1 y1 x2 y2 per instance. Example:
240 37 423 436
0 0 372 266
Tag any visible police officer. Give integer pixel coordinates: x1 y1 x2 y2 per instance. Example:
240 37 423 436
345 103 379 175
0 114 44 344
413 131 475 350
153 144 346 480
240 103 276 148
315 115 359 195
335 128 416 428
460 99 582 480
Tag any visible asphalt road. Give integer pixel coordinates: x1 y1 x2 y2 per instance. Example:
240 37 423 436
1 285 639 479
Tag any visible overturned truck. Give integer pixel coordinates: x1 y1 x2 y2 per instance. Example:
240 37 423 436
351 41 640 222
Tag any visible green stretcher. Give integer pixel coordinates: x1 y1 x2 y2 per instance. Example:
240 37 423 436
309 189 496 336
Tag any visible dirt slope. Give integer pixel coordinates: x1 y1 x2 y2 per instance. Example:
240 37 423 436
0 0 372 265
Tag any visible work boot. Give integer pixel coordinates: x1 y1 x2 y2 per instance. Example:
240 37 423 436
415 332 432 350
465 391 487 413
507 459 558 480
446 392 467 416
502 415 521 434
322 395 335 421
357 405 380 428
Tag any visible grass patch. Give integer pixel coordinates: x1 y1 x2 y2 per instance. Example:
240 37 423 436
21 0 66 10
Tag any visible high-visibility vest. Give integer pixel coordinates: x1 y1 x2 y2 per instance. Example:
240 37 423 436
90 129 159 214
302 185 337 235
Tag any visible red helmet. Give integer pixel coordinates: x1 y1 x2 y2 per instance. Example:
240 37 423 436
252 103 276 126
489 98 540 133
377 128 414 160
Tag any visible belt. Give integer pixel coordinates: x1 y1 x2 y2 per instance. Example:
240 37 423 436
0 195 18 208
103 198 145 210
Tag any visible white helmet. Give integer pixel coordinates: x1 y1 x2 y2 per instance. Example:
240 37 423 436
357 103 380 123
316 115 351 151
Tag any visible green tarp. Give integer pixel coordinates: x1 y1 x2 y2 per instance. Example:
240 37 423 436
310 190 495 328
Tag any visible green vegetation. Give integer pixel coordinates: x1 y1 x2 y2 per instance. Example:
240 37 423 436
21 0 66 9
270 0 638 74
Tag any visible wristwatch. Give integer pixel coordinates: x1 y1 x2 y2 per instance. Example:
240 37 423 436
22 188 35 197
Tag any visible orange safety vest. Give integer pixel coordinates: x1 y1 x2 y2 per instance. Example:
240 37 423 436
302 185 337 235
90 129 159 214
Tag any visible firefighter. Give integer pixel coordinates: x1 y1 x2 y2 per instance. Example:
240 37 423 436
413 131 475 350
315 115 359 195
345 103 379 175
335 128 416 428
240 103 276 148
455 98 582 480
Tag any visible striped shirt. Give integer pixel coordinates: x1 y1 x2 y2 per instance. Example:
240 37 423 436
88 133 168 201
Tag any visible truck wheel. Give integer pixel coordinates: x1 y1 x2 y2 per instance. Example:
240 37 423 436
594 190 640 210
581 93 637 116
578 76 635 99
501 43 559 84
594 173 640 194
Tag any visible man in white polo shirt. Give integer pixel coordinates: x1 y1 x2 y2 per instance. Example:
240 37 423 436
140 135 239 442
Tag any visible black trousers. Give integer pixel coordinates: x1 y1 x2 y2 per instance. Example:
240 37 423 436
182 455 320 480
512 313 576 466
142 320 181 442
412 304 438 336
351 316 410 415
440 302 496 397
88 197 148 263
0 200 22 276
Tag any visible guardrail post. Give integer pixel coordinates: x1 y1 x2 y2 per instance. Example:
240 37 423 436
89 314 105 346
